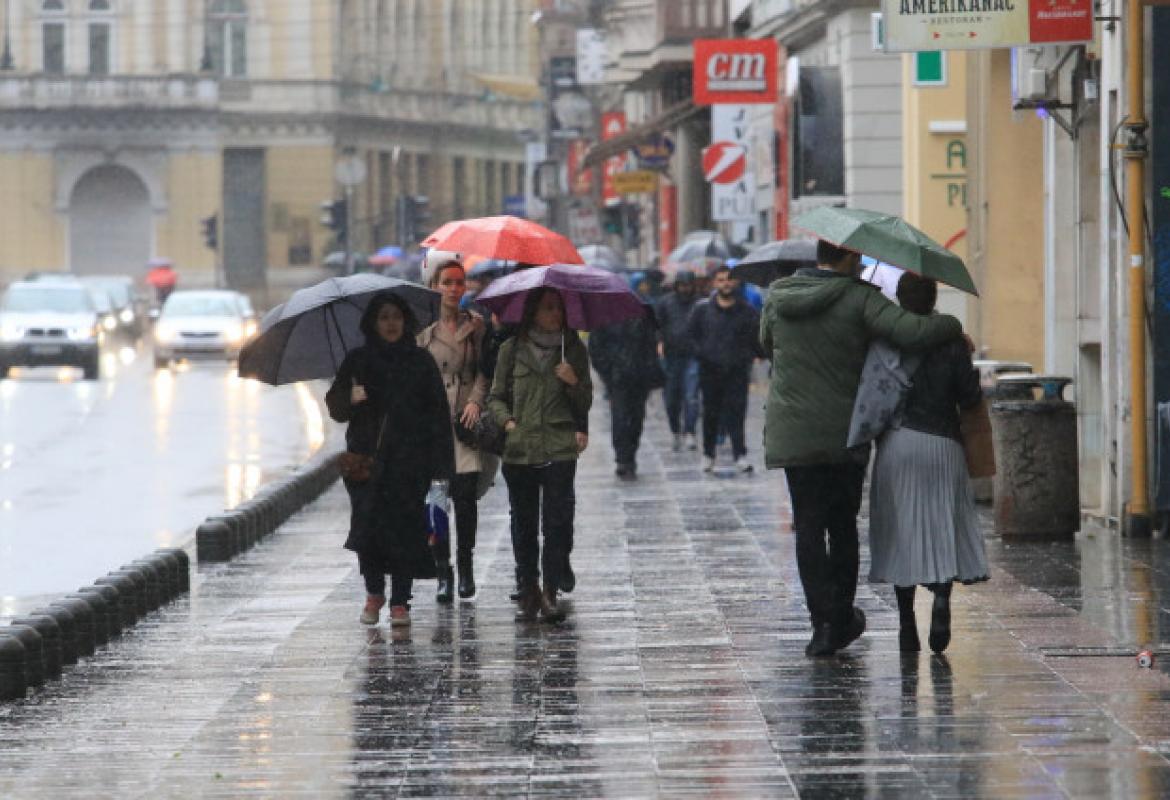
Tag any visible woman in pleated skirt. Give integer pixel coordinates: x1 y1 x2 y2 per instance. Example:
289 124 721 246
868 273 988 653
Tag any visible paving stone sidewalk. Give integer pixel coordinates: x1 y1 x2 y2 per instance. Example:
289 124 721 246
2 377 1170 798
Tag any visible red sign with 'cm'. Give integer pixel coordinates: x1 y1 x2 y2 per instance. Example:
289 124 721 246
693 39 779 106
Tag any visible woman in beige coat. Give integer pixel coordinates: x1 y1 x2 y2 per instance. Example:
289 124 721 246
417 250 489 603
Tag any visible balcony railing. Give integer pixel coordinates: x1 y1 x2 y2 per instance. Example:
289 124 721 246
660 0 726 43
0 74 218 110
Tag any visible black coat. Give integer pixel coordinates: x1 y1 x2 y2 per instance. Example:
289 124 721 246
655 291 699 358
326 339 455 578
901 337 983 441
588 313 661 389
686 295 764 369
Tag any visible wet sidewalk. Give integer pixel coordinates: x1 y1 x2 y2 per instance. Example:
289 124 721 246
3 378 1170 798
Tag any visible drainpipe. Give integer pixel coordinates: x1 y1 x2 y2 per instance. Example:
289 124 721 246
1122 0 1150 536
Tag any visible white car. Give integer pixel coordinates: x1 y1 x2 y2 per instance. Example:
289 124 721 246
0 281 103 379
153 290 254 368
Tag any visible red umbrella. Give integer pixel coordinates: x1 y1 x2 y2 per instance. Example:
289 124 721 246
420 216 583 265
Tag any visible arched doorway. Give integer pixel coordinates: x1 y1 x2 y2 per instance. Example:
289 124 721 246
69 165 152 275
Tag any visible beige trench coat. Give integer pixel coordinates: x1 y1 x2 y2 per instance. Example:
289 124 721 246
418 312 488 475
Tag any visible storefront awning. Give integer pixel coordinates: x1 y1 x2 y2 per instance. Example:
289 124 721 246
469 72 542 102
581 100 702 169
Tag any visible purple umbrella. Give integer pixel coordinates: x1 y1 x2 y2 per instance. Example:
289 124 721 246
475 263 646 331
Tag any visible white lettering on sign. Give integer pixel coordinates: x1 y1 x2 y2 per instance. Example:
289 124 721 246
706 53 768 91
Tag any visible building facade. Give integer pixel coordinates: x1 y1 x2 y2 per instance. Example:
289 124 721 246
0 0 541 293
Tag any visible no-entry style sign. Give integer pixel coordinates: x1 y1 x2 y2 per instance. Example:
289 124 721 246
702 142 748 185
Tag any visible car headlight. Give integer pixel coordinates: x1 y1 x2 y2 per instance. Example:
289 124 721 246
223 323 245 344
119 309 134 324
244 320 258 339
67 325 98 341
0 323 23 342
154 323 176 344
101 315 117 331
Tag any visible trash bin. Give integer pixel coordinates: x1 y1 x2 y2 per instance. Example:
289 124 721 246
991 375 1080 538
970 361 1033 503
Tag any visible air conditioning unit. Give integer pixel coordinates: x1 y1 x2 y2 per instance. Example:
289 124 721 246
1012 47 1052 105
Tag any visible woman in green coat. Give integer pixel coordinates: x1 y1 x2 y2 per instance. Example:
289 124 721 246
487 288 592 621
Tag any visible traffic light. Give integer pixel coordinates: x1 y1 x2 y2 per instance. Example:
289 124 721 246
320 198 348 247
200 214 218 250
601 206 622 235
396 195 431 246
411 195 430 238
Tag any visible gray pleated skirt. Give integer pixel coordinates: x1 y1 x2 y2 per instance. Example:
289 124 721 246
868 426 989 586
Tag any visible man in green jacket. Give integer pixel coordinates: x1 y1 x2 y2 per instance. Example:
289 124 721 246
760 240 964 657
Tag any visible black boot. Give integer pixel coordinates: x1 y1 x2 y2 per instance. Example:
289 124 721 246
457 552 475 599
560 553 575 594
539 583 565 623
894 586 920 653
435 566 455 604
510 566 523 602
515 582 540 620
830 607 867 652
805 622 836 657
928 583 952 653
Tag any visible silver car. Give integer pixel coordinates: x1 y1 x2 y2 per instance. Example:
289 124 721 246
153 290 253 368
0 282 103 379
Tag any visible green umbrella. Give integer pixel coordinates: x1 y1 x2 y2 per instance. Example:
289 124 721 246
793 206 978 296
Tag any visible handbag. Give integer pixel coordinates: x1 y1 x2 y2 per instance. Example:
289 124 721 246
960 397 996 478
449 330 506 455
338 412 388 483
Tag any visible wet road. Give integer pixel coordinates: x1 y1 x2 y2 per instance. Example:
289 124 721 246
3 374 1170 797
0 342 326 619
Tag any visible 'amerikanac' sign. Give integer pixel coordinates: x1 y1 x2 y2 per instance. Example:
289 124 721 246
881 0 1092 50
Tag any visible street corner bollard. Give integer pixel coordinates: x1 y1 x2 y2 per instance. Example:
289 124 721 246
77 585 123 641
991 374 1081 538
0 633 27 702
94 574 140 628
5 625 44 689
155 548 190 593
38 604 78 666
136 555 175 605
126 560 164 611
61 593 108 648
109 568 150 618
48 598 96 659
12 615 62 680
197 517 235 563
145 552 181 602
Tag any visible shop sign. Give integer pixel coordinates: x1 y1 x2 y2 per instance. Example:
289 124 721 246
881 0 1093 50
710 105 755 221
633 133 675 170
601 111 627 204
566 139 593 196
612 171 659 195
693 39 779 105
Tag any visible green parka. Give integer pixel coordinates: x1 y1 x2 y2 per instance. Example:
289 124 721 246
760 269 963 468
487 331 593 465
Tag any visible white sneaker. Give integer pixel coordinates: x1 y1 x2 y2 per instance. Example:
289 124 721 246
686 434 698 451
735 457 754 474
702 456 716 473
672 433 683 452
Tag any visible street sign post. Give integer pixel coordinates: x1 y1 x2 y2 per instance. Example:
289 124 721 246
708 105 755 222
612 171 659 195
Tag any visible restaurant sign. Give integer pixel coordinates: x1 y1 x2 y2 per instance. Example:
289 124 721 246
881 0 1093 50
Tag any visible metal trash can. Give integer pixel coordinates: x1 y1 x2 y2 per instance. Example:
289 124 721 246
970 361 1033 503
991 374 1080 538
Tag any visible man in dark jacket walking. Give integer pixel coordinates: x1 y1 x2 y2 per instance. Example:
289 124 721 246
687 265 762 474
760 240 965 657
656 270 701 452
590 297 660 479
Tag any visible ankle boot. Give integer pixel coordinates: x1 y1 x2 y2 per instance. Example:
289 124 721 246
435 565 455 604
894 586 920 653
457 553 475 599
515 582 540 620
928 583 952 653
538 583 565 623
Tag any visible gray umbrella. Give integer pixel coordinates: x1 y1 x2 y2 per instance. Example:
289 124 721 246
238 274 440 385
731 239 818 286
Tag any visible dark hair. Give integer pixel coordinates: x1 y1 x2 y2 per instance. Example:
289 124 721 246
896 272 938 315
519 287 565 334
360 291 418 341
712 265 733 280
816 239 855 267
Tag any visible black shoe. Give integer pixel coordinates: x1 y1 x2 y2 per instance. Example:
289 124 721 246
805 623 836 657
538 585 565 623
436 566 454 604
560 555 575 594
515 584 540 621
457 559 475 599
615 462 636 480
929 594 951 653
830 608 867 651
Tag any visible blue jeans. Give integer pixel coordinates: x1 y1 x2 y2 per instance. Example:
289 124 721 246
662 355 700 435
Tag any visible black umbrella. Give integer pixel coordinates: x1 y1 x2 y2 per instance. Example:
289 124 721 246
238 274 440 385
731 239 818 286
667 233 732 264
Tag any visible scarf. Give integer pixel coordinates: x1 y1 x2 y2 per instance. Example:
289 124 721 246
525 329 561 366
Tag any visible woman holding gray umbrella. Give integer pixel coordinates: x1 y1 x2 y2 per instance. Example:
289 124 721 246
325 291 454 627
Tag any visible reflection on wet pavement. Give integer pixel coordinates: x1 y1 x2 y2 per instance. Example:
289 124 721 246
1 376 1169 797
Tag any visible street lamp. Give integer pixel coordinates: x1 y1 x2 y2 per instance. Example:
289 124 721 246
199 0 214 73
1 0 15 71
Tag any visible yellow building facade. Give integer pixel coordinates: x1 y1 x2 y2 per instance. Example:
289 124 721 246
0 0 541 294
902 48 1045 370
